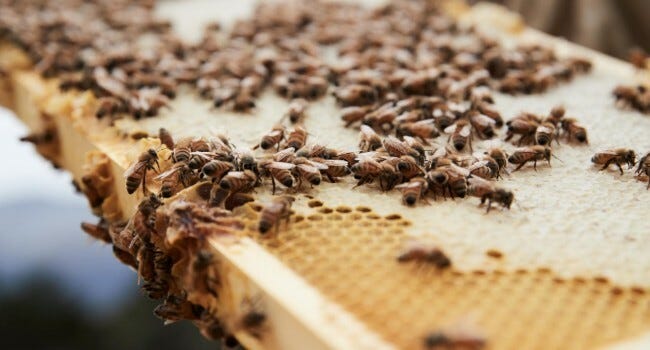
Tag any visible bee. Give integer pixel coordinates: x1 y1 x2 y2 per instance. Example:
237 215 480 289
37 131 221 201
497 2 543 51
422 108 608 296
544 105 565 127
137 241 157 283
397 155 424 179
95 96 128 119
125 148 160 194
154 295 199 324
468 111 496 139
240 299 267 338
259 160 296 194
234 150 258 174
363 102 398 132
335 150 358 167
333 84 377 107
254 125 285 151
312 158 350 182
302 144 338 160
468 157 499 180
293 158 326 188
113 246 137 270
432 107 457 130
468 176 514 213
505 114 539 145
232 90 256 112
341 106 372 127
635 152 650 189
157 162 195 198
475 102 503 127
187 151 217 170
402 136 427 164
158 128 174 150
396 119 440 141
509 146 552 171
273 147 297 163
445 120 472 152
378 158 404 191
591 148 636 175
286 98 308 123
190 249 220 296
426 162 469 199
200 160 233 181
258 196 295 234
359 125 382 152
209 185 230 208
383 136 421 161
424 325 486 350
167 137 189 163
397 239 451 269
534 122 556 146
395 177 429 206
560 118 588 144
219 170 258 193
80 219 111 243
351 158 383 188
285 126 308 150
485 147 508 178
401 70 437 95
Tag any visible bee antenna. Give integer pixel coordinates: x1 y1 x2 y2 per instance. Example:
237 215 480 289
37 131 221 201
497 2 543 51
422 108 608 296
551 154 564 163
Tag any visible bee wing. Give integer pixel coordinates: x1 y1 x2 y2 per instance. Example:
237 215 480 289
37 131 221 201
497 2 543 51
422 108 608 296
473 114 496 127
395 182 419 190
269 161 295 170
468 175 494 188
431 147 448 159
307 160 329 170
443 124 456 134
155 166 181 180
356 151 378 161
268 129 284 138
360 124 378 137
297 163 319 173
459 124 472 137
323 159 349 167
124 161 146 179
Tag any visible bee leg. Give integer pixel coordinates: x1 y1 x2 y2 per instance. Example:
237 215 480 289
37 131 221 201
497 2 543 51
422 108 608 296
513 162 526 172
504 132 513 142
270 177 277 195
486 199 493 213
600 159 614 171
615 162 624 175
326 174 336 183
533 160 538 171
141 170 148 195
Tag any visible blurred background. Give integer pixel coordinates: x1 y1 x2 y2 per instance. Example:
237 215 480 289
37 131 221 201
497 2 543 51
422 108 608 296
0 107 215 350
476 0 650 59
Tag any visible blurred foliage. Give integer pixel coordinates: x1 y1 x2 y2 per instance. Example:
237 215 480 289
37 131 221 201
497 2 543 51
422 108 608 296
0 272 217 350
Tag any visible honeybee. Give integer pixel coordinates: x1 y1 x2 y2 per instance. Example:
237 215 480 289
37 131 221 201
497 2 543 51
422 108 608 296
156 162 195 198
395 177 429 206
402 136 427 164
635 152 650 189
187 151 217 170
190 249 220 296
544 105 565 127
341 106 372 127
401 70 437 95
125 148 160 194
333 84 377 106
224 192 255 211
293 157 326 188
383 136 421 161
351 158 383 188
219 170 258 193
258 195 295 234
467 176 514 213
362 102 398 132
286 98 308 123
273 147 297 163
209 185 230 208
424 322 486 350
378 158 404 191
509 146 552 171
591 148 636 174
445 120 472 152
113 246 137 270
397 155 424 179
468 157 499 180
285 126 308 150
397 239 451 269
255 125 285 151
426 162 469 199
396 119 440 141
234 150 258 174
154 295 199 324
468 111 496 139
156 128 174 150
534 122 556 146
312 158 350 182
300 144 338 160
81 219 111 243
560 118 588 144
505 114 539 145
201 160 234 181
485 147 508 178
240 299 267 338
259 160 295 194
432 107 457 130
359 125 382 152
171 138 192 163
232 90 256 111
96 97 127 118
475 101 503 127
334 150 358 167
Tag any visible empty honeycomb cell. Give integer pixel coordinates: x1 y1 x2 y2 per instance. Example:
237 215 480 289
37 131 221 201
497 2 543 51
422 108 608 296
355 206 371 213
293 214 305 223
486 249 504 259
384 214 402 220
318 207 333 214
307 200 323 208
335 206 352 213
307 214 323 221
365 213 381 220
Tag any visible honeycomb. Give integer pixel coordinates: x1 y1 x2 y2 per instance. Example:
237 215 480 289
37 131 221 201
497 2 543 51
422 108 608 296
235 202 650 350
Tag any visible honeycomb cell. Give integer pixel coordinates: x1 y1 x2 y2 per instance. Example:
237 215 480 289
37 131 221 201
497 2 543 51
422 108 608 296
235 202 650 350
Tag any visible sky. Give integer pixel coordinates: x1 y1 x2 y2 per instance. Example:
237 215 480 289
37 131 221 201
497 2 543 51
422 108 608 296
0 107 134 314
